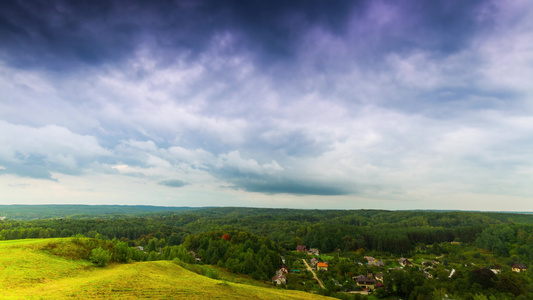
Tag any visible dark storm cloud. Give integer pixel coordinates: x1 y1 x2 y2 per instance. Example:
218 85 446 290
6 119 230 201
0 159 57 181
0 1 139 69
221 170 351 196
378 0 494 55
212 156 350 196
0 150 98 180
158 179 186 188
0 0 491 72
236 178 350 196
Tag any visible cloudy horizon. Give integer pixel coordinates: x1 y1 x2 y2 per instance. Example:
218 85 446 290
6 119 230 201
1 0 533 211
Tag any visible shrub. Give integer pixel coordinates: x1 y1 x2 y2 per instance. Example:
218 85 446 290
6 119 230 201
114 241 132 263
206 268 220 279
90 247 110 267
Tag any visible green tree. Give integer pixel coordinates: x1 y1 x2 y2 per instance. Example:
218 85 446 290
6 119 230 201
496 271 526 296
443 258 449 266
114 241 131 263
90 247 110 267
147 238 158 253
148 251 158 261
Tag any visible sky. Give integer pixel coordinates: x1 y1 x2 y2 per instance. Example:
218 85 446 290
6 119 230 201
1 0 533 211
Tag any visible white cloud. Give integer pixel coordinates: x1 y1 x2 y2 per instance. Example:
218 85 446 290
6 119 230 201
217 150 283 175
112 164 129 171
0 121 109 163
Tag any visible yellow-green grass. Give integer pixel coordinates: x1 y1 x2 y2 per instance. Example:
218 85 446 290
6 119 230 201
0 239 332 299
0 238 94 292
197 264 274 289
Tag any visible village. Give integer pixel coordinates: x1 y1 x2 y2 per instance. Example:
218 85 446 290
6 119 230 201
270 242 529 297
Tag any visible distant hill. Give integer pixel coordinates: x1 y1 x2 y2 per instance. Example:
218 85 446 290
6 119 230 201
0 238 331 299
2 204 533 222
0 204 202 220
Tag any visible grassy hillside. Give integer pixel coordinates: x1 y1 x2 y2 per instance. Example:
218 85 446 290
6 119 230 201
0 239 330 299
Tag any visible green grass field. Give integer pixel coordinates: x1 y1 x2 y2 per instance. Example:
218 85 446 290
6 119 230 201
0 239 332 299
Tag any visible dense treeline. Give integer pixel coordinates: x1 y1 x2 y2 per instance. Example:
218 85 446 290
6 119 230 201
40 230 282 281
0 205 195 220
363 225 484 254
42 235 196 267
0 216 195 244
183 230 282 280
476 224 533 260
1 207 528 255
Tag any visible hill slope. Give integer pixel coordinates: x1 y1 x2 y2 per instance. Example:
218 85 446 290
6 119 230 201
0 239 330 299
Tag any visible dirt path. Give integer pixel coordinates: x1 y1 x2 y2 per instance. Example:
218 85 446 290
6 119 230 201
302 259 325 289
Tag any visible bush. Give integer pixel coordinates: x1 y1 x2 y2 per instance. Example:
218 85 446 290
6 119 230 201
44 238 110 260
114 241 132 263
90 247 110 267
206 268 220 279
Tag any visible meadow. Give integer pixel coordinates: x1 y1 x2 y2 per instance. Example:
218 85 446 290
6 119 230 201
0 238 331 299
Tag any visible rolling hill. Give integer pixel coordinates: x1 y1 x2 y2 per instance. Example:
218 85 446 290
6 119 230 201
0 239 331 299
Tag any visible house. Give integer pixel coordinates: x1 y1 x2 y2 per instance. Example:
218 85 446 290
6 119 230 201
272 274 287 285
296 245 307 253
190 251 201 262
136 246 144 251
354 275 376 290
512 263 528 272
310 257 319 268
308 248 320 256
276 266 288 275
423 271 433 279
317 262 328 271
450 241 461 245
364 256 375 264
364 256 384 267
375 273 384 282
369 260 384 267
399 258 413 267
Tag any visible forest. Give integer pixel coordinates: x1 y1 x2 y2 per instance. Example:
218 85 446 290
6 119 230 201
1 206 533 299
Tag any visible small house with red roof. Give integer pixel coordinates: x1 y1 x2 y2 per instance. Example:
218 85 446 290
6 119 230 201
272 274 287 285
317 262 328 271
296 245 307 252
